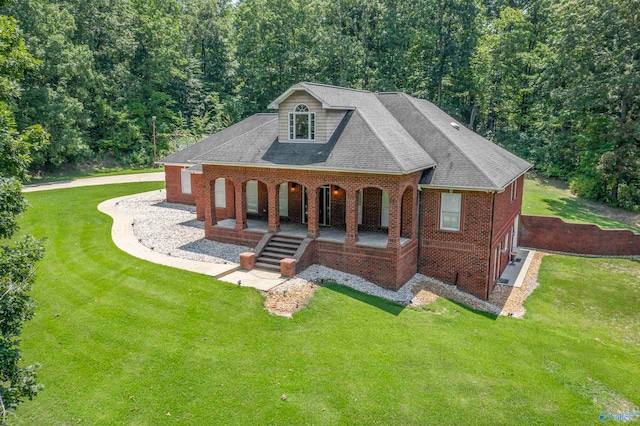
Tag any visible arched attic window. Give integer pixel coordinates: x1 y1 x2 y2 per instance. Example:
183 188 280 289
288 104 315 141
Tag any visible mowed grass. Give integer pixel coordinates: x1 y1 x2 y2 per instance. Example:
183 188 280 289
28 166 160 184
523 175 640 232
10 183 640 425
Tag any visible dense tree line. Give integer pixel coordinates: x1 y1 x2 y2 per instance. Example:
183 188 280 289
0 0 46 421
2 0 639 209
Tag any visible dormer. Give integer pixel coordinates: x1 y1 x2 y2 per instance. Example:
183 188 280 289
288 103 315 141
268 83 354 144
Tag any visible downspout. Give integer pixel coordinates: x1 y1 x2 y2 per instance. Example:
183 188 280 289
416 187 423 274
486 192 496 300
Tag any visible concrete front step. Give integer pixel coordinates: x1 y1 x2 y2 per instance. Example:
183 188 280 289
268 241 300 250
258 254 287 263
254 261 280 271
260 252 291 260
271 235 304 243
263 246 296 256
254 233 304 272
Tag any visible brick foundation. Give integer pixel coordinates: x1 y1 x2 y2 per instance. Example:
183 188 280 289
166 163 527 299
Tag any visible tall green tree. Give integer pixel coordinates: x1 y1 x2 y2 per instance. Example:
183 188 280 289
0 5 47 423
548 0 640 208
9 0 94 169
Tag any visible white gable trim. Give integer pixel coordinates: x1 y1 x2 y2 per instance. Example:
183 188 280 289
267 86 355 110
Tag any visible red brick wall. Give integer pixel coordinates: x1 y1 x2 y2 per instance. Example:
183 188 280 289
165 165 196 205
217 179 236 220
418 176 524 299
488 175 524 293
193 174 205 220
330 186 346 228
519 215 640 256
288 183 303 223
361 187 383 232
419 188 494 299
187 173 233 221
200 165 421 288
401 186 413 238
205 226 264 247
314 239 417 289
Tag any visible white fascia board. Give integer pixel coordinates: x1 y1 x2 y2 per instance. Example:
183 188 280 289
267 86 354 110
419 184 500 193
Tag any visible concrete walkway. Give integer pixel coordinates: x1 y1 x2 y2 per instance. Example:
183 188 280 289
23 172 165 192
98 190 286 291
98 192 240 279
25 172 290 292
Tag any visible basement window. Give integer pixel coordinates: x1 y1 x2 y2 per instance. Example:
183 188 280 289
288 104 315 141
440 193 461 231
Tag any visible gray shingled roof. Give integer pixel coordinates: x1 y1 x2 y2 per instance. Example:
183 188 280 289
159 114 277 165
377 92 532 189
162 82 531 190
270 82 435 173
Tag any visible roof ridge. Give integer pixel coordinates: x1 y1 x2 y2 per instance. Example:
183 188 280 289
300 82 372 94
401 93 501 188
353 109 409 173
190 114 278 162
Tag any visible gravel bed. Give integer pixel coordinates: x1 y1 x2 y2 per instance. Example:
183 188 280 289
115 190 541 317
116 189 250 264
297 265 419 304
296 264 534 316
264 278 318 317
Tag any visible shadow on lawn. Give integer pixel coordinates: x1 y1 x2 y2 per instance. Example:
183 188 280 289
323 283 406 316
542 198 621 228
449 299 499 320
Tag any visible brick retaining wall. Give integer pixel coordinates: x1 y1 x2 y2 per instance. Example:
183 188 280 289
519 215 640 256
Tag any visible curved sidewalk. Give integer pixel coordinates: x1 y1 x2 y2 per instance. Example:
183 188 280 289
98 192 240 279
23 172 165 192
98 191 286 291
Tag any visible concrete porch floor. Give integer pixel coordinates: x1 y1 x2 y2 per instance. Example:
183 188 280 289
497 247 536 288
214 219 411 248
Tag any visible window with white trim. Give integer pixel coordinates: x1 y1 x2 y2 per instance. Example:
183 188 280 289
440 193 462 231
215 178 226 208
510 181 517 201
181 169 192 194
381 190 390 228
288 104 315 141
246 180 258 213
279 182 289 217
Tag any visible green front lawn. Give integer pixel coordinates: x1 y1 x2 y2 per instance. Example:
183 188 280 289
523 175 640 232
11 183 640 425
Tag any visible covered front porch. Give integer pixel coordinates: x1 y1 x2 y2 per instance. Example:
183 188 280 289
214 218 412 249
200 165 423 289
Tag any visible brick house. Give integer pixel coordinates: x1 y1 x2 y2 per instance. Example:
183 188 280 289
160 82 531 300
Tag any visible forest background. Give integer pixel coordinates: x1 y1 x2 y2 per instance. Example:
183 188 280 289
3 0 639 209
